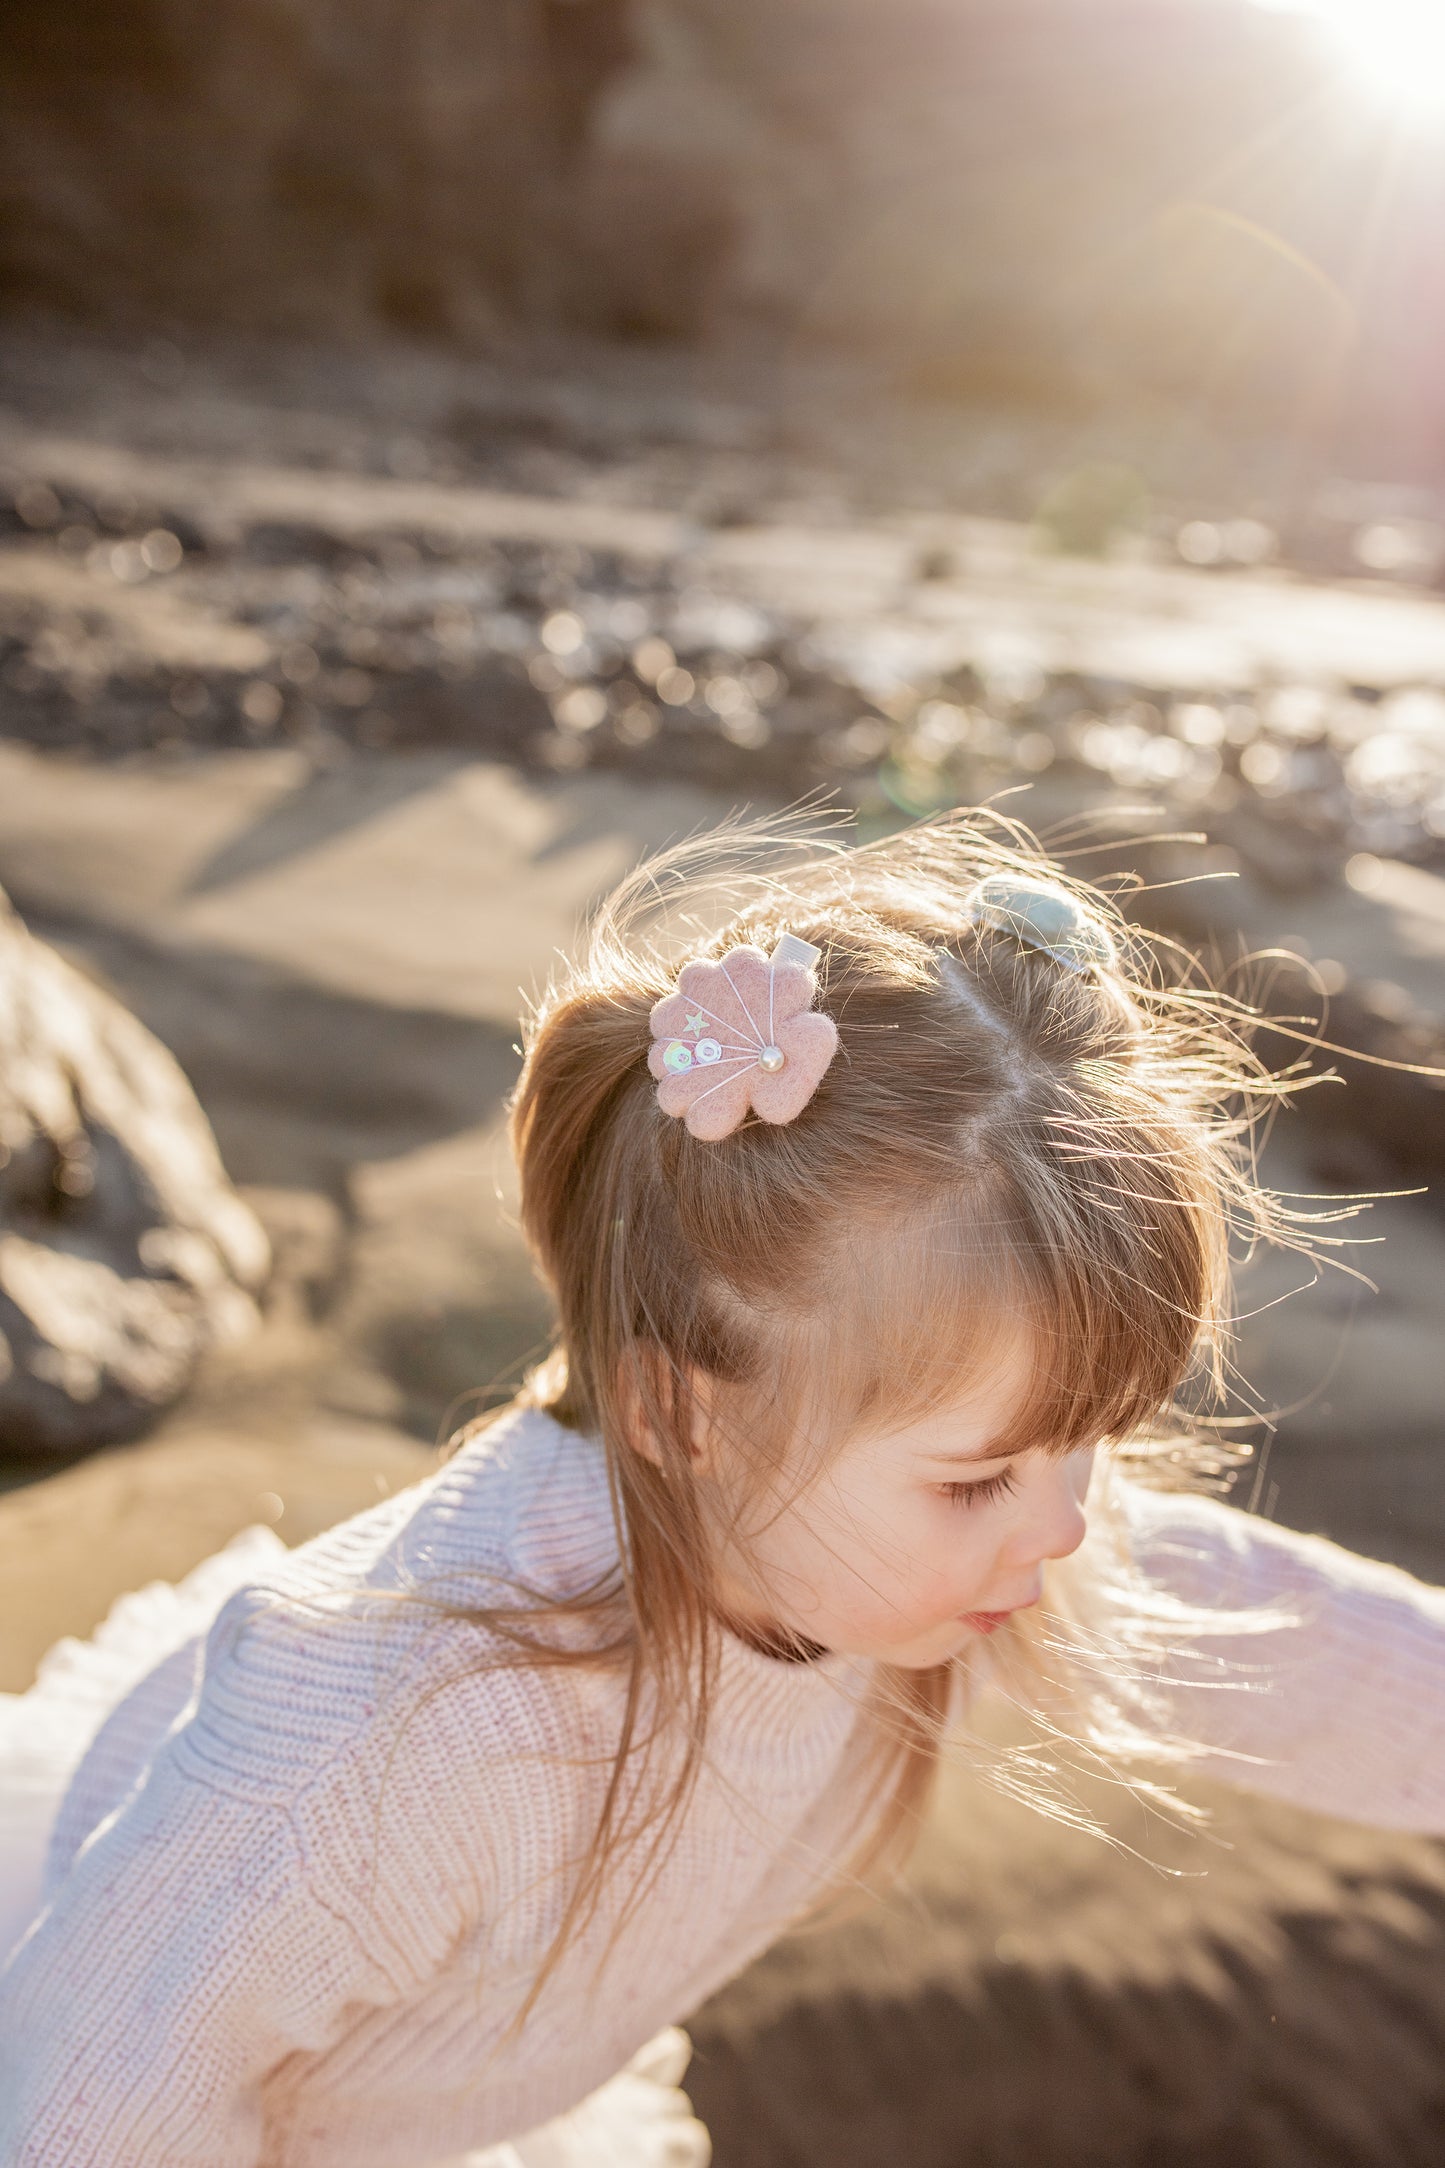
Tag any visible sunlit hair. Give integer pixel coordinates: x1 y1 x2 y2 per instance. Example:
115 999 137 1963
454 805 1328 2021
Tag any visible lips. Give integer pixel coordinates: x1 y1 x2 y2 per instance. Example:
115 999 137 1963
959 1598 1038 1636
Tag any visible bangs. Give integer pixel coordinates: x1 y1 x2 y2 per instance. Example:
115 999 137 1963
747 1163 1208 1465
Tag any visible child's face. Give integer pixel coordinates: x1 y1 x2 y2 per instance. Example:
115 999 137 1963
708 1326 1093 1670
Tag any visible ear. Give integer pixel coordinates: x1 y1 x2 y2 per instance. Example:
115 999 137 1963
615 1346 720 1475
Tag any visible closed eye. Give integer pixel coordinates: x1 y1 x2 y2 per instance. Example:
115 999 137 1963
938 1467 1019 1511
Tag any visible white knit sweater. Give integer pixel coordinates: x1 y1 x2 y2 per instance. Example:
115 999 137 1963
3 1405 1445 2167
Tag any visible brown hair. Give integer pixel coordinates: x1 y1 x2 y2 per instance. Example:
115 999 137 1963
460 804 1320 2005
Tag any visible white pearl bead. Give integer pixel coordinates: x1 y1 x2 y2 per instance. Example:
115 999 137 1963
758 1045 786 1073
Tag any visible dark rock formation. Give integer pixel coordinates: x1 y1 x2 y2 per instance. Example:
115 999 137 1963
6 0 1445 462
0 888 269 1457
0 0 638 337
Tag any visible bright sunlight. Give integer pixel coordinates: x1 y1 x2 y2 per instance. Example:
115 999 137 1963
1277 0 1445 114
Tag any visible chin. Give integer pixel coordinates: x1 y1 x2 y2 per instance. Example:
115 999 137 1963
875 1622 976 1670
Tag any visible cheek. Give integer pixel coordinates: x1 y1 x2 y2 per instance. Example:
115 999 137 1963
917 1498 1000 1595
769 1482 927 1618
815 1490 991 1626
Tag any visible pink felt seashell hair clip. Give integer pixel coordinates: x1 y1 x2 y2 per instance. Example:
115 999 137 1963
648 932 839 1141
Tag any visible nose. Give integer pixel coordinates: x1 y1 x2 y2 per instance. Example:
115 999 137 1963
1011 1456 1089 1568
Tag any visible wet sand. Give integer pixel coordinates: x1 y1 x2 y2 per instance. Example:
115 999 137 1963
691 1758 1445 2168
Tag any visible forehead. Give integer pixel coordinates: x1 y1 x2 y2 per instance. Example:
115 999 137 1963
859 1320 1041 1465
756 1181 1159 1466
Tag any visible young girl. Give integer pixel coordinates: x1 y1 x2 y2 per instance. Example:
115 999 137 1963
3 811 1444 2168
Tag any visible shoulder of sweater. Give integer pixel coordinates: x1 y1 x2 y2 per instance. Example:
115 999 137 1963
273 1400 619 1604
167 1404 626 1807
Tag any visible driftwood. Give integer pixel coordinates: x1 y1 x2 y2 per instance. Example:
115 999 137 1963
0 888 268 1456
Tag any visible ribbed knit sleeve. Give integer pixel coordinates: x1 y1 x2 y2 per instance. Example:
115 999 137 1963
1117 1486 1445 1831
0 1586 505 2167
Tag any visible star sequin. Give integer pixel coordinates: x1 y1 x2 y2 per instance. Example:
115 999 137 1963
684 1010 707 1034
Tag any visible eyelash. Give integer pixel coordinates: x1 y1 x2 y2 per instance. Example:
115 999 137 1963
939 1468 1019 1511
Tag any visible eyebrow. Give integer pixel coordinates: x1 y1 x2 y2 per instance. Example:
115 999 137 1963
919 1443 1024 1468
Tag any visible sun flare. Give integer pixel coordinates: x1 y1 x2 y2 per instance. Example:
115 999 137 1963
1305 0 1445 113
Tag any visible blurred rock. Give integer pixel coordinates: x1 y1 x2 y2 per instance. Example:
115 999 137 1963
0 0 637 338
1131 837 1445 1195
0 886 269 1456
7 1 1445 466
